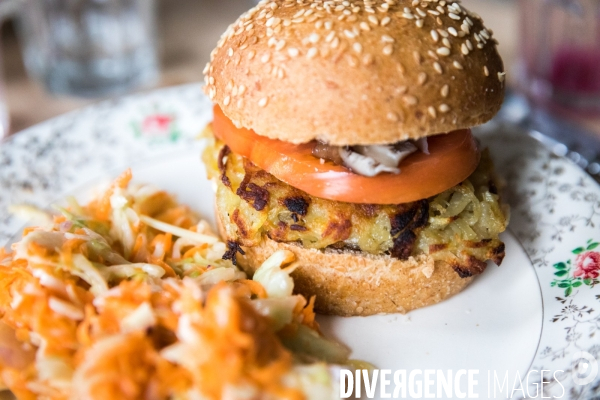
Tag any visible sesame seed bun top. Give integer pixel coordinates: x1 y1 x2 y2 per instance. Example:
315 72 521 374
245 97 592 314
204 0 505 145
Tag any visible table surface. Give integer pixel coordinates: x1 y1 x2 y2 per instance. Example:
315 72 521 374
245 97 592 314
1 0 519 136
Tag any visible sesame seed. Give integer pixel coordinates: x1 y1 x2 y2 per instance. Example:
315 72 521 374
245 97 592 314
387 112 399 122
428 50 439 60
258 97 268 107
461 43 469 55
331 37 340 48
442 38 451 48
315 20 323 29
325 31 336 42
477 43 484 49
238 85 246 95
353 42 363 53
383 44 394 55
416 8 426 17
224 96 231 106
307 47 318 58
480 30 490 39
461 23 470 34
498 71 506 82
288 47 299 57
436 5 445 13
439 104 450 113
325 21 333 30
414 51 422 64
436 17 443 25
438 29 449 38
396 86 408 94
368 15 379 25
441 84 449 97
402 12 414 19
428 106 437 118
309 33 320 43
431 30 439 42
203 63 210 74
247 50 256 60
346 54 358 67
428 10 440 15
381 16 391 26
416 19 424 28
465 17 474 26
227 48 234 57
433 62 443 74
382 34 395 43
360 21 370 31
484 66 489 76
448 12 460 19
436 47 451 56
261 53 271 63
292 17 304 23
362 53 374 65
418 72 427 85
403 95 418 106
448 27 458 36
453 61 463 69
466 40 473 50
344 29 356 38
209 76 215 85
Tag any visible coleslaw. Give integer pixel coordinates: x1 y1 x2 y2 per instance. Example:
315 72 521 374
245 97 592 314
0 170 349 399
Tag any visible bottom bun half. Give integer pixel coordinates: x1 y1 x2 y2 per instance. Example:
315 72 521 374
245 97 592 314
217 214 474 316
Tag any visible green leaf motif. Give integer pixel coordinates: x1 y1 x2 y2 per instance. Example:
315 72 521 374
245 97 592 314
584 279 592 286
572 281 583 288
558 282 570 288
554 262 567 269
573 247 585 254
554 270 568 277
565 286 573 296
586 242 599 250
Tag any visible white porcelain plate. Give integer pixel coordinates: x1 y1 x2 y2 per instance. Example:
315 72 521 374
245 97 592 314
1 84 599 399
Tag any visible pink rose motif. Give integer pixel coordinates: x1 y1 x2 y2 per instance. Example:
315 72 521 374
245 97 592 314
142 114 172 137
573 251 600 280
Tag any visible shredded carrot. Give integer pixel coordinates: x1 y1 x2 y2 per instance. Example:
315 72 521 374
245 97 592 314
236 279 268 299
181 244 208 259
0 170 341 400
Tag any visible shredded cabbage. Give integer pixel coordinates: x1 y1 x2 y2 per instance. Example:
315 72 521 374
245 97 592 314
252 250 296 298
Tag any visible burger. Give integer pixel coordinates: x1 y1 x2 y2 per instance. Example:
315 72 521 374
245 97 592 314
202 0 508 316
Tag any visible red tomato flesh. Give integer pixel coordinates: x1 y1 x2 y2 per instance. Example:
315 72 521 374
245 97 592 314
212 105 480 204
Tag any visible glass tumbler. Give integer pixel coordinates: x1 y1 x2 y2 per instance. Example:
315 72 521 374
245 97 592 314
518 0 600 115
18 0 159 98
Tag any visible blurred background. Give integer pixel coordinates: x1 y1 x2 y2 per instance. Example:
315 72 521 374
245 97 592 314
0 0 599 177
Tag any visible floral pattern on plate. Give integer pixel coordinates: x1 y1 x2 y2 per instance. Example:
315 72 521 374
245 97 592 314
481 127 600 399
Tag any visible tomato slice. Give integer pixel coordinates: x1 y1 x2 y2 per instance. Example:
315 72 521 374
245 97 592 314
212 105 480 204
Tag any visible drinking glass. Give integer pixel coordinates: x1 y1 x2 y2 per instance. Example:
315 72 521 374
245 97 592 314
17 0 159 98
517 0 600 115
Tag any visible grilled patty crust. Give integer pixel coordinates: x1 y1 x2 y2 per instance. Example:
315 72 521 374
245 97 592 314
204 137 508 278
